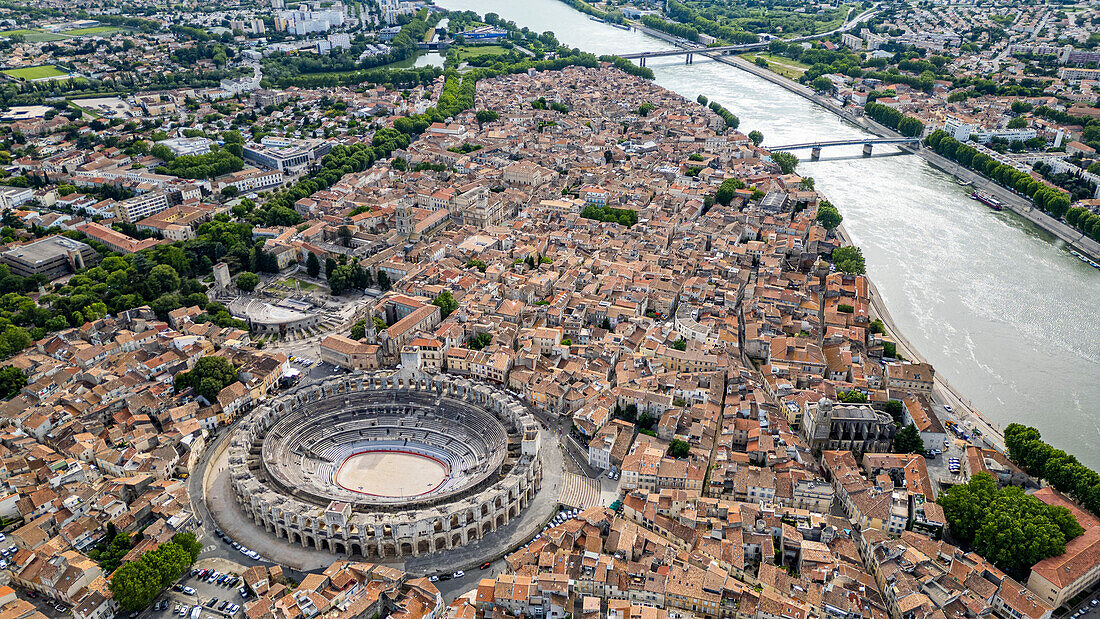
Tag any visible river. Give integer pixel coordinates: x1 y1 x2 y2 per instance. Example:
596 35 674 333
435 0 1100 468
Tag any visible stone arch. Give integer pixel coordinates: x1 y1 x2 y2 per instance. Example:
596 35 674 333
481 522 492 535
400 542 413 556
467 526 479 541
496 514 505 528
452 532 462 546
351 542 363 556
293 532 303 545
334 541 346 554
509 505 518 518
417 540 429 554
435 537 448 551
382 543 396 558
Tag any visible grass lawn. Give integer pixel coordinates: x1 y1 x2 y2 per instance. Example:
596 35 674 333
741 52 809 79
65 26 123 36
454 44 510 60
285 277 322 291
0 28 68 42
3 65 68 80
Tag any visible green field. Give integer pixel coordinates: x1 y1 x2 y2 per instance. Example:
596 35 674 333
741 52 809 79
65 26 123 36
0 28 68 42
453 45 510 61
3 65 68 80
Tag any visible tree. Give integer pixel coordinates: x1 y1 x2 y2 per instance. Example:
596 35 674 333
838 390 867 403
816 203 842 230
433 290 458 319
306 252 320 278
715 178 745 206
377 270 391 291
1006 117 1027 129
109 539 197 611
147 264 180 297
221 186 238 198
748 130 764 146
175 356 237 401
894 423 924 453
236 271 259 292
466 332 493 350
0 366 27 399
668 440 691 458
350 319 366 340
171 533 202 563
939 472 1082 579
671 338 687 351
884 399 904 424
832 246 866 275
812 76 833 92
328 264 358 295
771 151 799 175
475 109 499 127
373 316 387 332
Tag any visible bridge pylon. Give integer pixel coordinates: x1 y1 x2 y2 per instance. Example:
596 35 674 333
863 144 873 156
811 147 821 160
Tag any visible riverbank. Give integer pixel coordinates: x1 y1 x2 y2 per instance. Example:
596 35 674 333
833 224 1007 454
713 51 1100 263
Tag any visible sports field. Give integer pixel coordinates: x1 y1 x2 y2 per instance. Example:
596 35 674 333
0 29 67 42
65 26 123 36
3 65 68 80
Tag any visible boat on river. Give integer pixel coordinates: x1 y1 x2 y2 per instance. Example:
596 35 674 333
970 191 1002 210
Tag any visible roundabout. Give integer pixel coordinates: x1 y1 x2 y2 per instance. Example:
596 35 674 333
226 372 544 560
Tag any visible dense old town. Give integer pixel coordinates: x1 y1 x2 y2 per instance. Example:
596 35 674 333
1 16 1100 617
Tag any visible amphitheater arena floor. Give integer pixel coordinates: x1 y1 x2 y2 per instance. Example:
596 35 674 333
334 450 448 497
203 415 567 573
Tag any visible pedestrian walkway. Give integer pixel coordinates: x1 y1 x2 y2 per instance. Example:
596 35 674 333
559 472 601 509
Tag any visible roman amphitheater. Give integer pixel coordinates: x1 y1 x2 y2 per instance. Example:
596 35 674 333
227 373 543 559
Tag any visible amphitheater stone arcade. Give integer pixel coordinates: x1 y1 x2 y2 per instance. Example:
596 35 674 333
228 373 543 559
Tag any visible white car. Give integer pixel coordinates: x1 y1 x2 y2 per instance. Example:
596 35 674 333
452 571 464 578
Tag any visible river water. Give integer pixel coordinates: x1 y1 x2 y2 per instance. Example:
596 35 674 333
435 0 1100 468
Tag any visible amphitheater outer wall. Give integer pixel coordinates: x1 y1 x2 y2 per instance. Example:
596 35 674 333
228 372 543 559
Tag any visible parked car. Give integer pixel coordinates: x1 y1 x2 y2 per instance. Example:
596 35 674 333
452 571 464 578
480 562 492 570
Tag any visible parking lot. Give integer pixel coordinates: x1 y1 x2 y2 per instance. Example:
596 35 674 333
151 559 252 619
1065 593 1100 619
